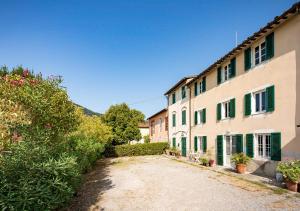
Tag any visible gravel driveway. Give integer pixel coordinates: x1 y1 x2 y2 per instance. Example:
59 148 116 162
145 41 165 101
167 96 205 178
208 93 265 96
67 156 300 211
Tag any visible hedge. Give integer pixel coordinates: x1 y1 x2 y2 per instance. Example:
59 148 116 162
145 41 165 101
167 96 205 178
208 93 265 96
107 142 169 157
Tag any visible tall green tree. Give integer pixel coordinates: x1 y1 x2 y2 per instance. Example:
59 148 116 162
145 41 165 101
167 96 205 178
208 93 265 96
102 103 145 145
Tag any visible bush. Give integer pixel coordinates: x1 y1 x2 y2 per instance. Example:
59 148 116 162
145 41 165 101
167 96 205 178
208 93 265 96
108 142 169 157
0 142 81 210
277 160 300 183
231 153 251 165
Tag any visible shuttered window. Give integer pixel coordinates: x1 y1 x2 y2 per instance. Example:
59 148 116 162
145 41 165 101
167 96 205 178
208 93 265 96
172 93 176 104
172 138 176 148
246 134 254 158
194 111 198 125
194 82 198 96
217 103 221 121
244 93 251 116
266 85 275 112
244 48 251 71
182 110 186 125
203 136 207 153
202 77 206 92
194 136 198 152
217 135 223 165
181 86 186 99
172 114 176 127
236 134 243 153
201 108 206 123
229 98 235 118
271 132 281 161
229 57 236 78
217 67 222 85
266 32 274 60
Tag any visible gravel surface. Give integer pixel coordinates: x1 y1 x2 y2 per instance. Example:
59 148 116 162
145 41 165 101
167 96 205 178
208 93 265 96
67 156 300 211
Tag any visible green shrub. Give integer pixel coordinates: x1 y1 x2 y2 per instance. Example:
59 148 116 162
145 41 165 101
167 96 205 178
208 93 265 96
277 160 300 183
110 142 169 157
0 142 81 210
231 153 251 165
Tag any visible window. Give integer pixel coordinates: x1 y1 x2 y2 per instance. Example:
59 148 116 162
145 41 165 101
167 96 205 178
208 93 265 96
150 121 155 136
199 81 203 93
181 86 186 99
159 118 162 132
165 117 168 131
256 134 271 159
254 42 266 65
195 108 206 125
222 64 231 83
172 113 176 127
222 101 230 119
182 110 186 125
172 93 176 104
254 90 266 113
198 137 203 152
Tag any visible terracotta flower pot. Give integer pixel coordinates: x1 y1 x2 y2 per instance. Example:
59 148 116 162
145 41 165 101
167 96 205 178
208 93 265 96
209 160 215 167
286 180 298 192
236 164 246 174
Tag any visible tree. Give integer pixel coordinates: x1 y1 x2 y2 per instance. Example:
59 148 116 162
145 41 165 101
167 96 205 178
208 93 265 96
102 103 145 145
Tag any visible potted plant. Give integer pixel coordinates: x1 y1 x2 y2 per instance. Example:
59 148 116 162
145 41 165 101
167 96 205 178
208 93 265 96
231 153 251 174
199 157 209 166
277 160 300 192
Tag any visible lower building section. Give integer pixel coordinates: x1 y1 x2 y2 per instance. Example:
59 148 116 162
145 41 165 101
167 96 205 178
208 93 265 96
190 129 297 177
170 135 189 157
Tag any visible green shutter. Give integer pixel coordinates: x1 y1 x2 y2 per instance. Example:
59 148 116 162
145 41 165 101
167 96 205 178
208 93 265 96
194 82 198 96
236 134 243 153
266 85 275 112
217 135 223 165
202 77 206 92
182 110 186 125
266 32 274 60
244 93 251 116
172 138 176 148
194 111 198 125
194 136 198 152
244 48 252 71
271 132 281 161
202 108 206 123
172 93 176 104
172 114 176 127
229 98 235 118
203 136 207 153
217 67 222 84
217 103 221 121
229 57 236 78
246 134 254 158
181 86 186 99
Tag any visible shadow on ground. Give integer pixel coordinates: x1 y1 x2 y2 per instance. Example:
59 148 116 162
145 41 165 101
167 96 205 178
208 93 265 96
64 159 114 211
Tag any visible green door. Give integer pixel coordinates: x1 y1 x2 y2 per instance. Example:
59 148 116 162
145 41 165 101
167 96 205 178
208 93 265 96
181 137 187 157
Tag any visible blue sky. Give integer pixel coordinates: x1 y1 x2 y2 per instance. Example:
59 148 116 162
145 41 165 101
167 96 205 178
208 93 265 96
0 0 297 117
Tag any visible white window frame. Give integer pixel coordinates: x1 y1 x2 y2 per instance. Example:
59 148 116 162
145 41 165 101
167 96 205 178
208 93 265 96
255 133 271 160
252 89 266 114
221 101 230 120
197 136 204 153
253 40 266 66
221 63 231 83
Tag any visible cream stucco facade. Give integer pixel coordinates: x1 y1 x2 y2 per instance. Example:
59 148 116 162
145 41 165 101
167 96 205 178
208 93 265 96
163 3 300 176
166 77 195 156
188 10 300 176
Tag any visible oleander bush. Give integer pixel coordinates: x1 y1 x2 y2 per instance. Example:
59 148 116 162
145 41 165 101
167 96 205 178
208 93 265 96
108 142 169 157
0 67 112 210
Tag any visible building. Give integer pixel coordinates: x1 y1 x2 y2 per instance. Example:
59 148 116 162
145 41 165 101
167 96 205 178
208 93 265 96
130 122 149 144
165 76 196 156
165 2 300 176
147 108 168 143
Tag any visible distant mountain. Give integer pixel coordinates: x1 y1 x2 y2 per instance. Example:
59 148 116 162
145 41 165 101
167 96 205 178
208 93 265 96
75 103 102 116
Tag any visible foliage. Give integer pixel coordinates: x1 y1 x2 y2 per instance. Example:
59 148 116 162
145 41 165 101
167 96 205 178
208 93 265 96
199 157 209 166
107 142 169 157
101 103 145 145
231 153 251 165
0 66 79 149
0 142 81 210
0 67 109 210
169 147 181 156
72 108 112 145
277 160 300 183
143 135 150 143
